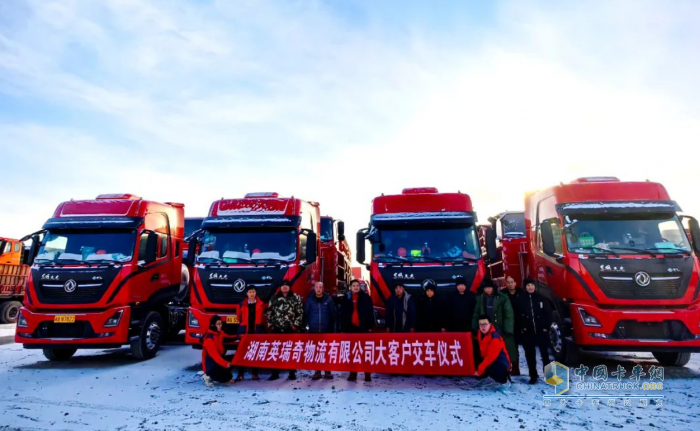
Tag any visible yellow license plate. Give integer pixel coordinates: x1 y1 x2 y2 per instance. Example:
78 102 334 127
225 316 239 324
54 315 75 323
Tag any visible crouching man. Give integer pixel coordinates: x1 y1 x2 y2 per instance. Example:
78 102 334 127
475 315 511 385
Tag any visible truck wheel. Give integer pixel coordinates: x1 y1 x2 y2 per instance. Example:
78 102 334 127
131 311 163 360
549 311 579 365
0 301 22 324
42 348 77 361
652 352 691 367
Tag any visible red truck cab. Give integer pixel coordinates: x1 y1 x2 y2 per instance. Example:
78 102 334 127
185 193 320 348
320 216 352 297
15 194 188 361
356 187 498 326
0 237 29 323
484 212 528 288
526 177 700 366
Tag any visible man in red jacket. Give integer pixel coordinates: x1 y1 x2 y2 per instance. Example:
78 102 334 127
474 315 511 385
201 315 233 387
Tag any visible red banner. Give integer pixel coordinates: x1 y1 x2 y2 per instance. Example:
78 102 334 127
231 332 475 375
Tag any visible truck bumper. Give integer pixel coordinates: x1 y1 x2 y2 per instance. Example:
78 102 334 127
15 306 131 347
571 302 700 352
185 306 240 349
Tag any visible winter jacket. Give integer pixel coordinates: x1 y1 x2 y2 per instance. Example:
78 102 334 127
201 330 229 374
385 292 417 332
445 290 476 332
472 291 514 335
517 291 552 335
476 325 511 376
340 290 374 333
304 293 336 333
418 294 445 332
237 298 267 335
502 288 525 334
267 292 304 333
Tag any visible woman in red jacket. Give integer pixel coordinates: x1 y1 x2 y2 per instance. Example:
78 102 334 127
201 315 233 387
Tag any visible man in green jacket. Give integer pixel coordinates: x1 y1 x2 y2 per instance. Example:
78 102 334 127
473 278 517 374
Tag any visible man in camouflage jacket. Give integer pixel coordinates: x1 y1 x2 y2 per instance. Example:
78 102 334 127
267 280 304 380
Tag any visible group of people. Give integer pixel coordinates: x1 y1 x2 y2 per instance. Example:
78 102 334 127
200 275 552 388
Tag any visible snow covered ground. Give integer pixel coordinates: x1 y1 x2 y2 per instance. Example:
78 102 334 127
0 334 698 431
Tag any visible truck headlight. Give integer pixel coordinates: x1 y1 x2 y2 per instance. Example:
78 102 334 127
188 311 200 328
17 310 28 328
577 307 602 327
104 310 124 328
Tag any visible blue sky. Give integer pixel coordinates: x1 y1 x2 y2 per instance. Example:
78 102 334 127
1 0 700 241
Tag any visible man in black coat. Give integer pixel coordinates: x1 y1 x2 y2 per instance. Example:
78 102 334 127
501 276 525 375
518 278 552 384
445 276 476 332
340 279 374 382
417 281 445 332
385 282 417 333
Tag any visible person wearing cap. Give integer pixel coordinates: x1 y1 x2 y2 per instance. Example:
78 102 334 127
474 315 512 386
501 276 525 376
385 281 417 333
304 281 337 380
236 286 267 382
201 315 233 387
517 278 552 384
340 279 374 382
267 279 304 381
473 278 515 373
445 276 476 332
417 281 446 332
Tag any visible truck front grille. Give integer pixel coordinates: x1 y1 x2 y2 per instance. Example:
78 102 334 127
599 275 684 300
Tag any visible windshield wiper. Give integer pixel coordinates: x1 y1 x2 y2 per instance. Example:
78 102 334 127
641 246 691 255
576 246 619 256
250 257 288 266
55 258 93 267
407 256 445 264
443 256 480 264
376 255 411 265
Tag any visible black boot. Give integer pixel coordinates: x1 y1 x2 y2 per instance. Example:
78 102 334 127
529 376 538 384
288 371 297 380
269 371 280 381
347 372 357 381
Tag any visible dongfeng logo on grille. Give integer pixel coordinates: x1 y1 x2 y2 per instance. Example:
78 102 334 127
233 278 246 293
634 271 651 287
64 279 77 293
422 279 436 290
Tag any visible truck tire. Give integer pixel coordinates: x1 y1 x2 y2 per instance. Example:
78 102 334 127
131 311 163 360
42 348 77 361
652 352 691 367
0 301 22 324
549 311 580 365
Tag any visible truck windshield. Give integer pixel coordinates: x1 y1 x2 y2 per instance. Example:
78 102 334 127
184 218 203 238
501 213 525 237
565 214 692 254
320 219 333 243
372 225 481 261
197 229 297 263
35 229 137 263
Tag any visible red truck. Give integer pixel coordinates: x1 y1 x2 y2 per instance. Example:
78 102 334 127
356 187 498 326
320 216 352 297
185 192 320 347
0 237 29 323
518 177 700 366
483 212 528 288
15 194 189 361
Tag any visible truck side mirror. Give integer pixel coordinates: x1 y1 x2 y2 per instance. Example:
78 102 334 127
337 221 345 242
185 239 198 266
144 231 159 265
305 231 318 262
356 229 367 264
541 222 556 256
689 219 700 255
26 235 41 266
485 227 499 261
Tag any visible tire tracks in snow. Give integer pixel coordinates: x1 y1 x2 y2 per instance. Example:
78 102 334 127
0 396 397 431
